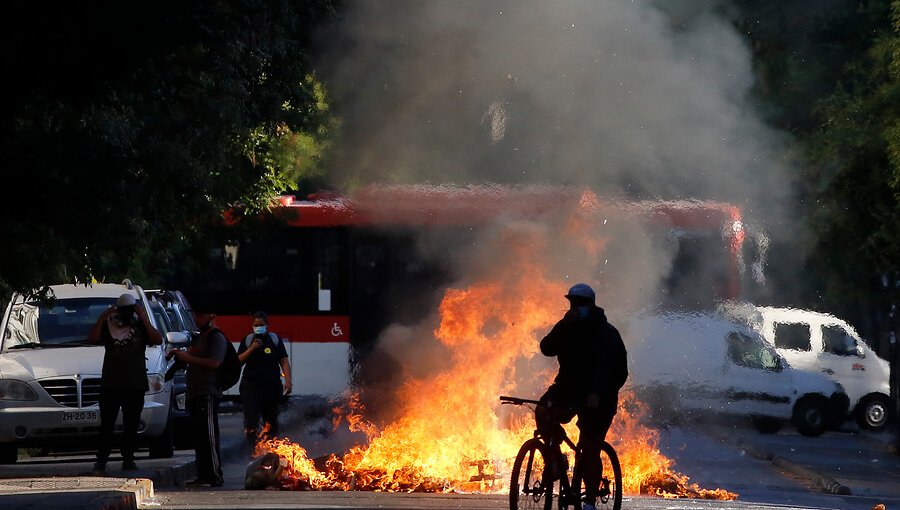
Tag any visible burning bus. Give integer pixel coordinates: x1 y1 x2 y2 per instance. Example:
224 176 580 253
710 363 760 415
177 184 756 400
174 184 755 498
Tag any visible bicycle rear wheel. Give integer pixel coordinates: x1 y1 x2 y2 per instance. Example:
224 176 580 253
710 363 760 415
596 442 622 510
509 438 555 510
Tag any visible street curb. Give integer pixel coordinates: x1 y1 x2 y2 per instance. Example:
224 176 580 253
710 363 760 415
0 460 194 509
708 429 852 496
0 477 153 510
148 458 196 488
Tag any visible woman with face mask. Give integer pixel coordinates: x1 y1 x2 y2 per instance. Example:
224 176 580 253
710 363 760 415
236 311 292 447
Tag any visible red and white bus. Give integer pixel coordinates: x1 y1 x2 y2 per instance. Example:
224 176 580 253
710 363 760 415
176 184 754 398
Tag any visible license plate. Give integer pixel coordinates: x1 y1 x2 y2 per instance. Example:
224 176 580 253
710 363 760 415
61 410 98 424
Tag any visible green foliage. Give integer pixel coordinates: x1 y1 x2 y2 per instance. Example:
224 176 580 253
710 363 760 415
801 0 900 305
0 1 337 300
726 0 900 330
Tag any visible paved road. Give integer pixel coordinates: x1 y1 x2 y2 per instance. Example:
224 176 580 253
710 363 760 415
2 409 898 510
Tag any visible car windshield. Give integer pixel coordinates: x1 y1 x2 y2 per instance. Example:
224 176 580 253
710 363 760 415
3 297 117 347
727 330 781 371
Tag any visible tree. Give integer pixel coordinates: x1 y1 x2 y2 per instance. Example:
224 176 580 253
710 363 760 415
0 1 337 301
803 0 900 313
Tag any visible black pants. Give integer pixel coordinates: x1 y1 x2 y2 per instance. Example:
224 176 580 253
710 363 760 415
188 395 223 484
240 380 282 444
538 384 616 505
96 387 145 464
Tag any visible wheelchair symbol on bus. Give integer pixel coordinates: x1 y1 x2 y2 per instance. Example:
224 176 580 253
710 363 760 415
331 322 343 337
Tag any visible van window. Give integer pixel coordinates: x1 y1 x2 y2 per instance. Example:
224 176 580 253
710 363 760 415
822 325 858 356
773 322 811 351
4 298 116 347
727 331 780 371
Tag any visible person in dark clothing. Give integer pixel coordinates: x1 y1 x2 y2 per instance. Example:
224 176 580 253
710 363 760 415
167 312 226 487
537 283 628 510
237 311 291 446
88 293 163 473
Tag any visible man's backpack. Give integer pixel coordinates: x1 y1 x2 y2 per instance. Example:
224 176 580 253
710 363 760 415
199 326 241 392
218 337 242 392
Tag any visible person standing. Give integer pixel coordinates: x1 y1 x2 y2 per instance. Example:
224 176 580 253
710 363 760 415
237 311 292 446
167 312 226 487
88 293 163 472
537 283 628 510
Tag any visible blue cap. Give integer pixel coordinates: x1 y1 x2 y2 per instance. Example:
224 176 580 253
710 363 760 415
565 283 595 302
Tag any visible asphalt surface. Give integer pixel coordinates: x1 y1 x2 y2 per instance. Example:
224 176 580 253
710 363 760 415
1 410 898 510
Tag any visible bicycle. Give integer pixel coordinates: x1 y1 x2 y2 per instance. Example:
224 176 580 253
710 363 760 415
500 396 622 510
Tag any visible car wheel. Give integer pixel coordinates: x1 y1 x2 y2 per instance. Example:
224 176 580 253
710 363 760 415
855 394 890 432
792 396 828 437
148 413 175 459
0 445 18 464
751 416 784 434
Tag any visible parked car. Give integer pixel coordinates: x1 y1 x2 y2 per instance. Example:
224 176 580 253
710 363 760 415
145 289 195 449
627 311 849 437
0 281 181 463
722 303 892 431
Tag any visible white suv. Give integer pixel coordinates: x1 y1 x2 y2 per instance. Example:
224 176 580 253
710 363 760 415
0 281 176 463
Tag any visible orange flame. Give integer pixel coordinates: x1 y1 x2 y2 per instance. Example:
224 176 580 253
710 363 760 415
254 218 736 499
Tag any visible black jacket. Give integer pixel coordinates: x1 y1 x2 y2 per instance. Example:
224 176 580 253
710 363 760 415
540 305 628 408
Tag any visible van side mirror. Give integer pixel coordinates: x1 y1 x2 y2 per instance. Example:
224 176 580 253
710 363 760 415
166 331 190 348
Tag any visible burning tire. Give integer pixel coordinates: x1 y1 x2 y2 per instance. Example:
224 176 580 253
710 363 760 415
855 394 890 431
510 438 554 510
792 396 828 437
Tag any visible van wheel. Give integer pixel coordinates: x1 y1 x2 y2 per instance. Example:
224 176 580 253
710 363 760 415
793 396 828 437
0 445 18 464
751 417 784 434
855 394 890 431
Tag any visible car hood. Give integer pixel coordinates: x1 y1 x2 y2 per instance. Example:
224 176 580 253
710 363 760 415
0 346 163 380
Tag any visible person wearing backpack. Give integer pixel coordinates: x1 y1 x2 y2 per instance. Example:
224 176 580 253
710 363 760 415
237 311 292 447
167 311 227 487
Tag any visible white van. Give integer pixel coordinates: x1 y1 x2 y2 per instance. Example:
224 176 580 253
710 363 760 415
627 311 849 437
0 281 181 463
723 304 891 431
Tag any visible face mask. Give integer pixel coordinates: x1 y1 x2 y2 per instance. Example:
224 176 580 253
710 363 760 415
577 306 591 318
253 325 267 335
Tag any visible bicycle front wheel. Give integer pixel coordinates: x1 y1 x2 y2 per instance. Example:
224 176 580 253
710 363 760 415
596 442 623 510
510 438 555 510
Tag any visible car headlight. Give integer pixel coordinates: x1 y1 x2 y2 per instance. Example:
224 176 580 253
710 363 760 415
146 373 166 394
0 380 39 401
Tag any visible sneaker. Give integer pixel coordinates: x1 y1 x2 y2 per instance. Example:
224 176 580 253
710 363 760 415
122 460 139 471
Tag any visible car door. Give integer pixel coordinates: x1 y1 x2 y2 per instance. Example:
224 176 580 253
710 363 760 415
818 323 866 405
722 330 793 419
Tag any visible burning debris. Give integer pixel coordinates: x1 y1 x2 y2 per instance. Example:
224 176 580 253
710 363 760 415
244 452 284 490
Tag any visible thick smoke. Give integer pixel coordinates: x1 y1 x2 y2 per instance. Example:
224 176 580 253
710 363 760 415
314 1 796 420
320 0 790 208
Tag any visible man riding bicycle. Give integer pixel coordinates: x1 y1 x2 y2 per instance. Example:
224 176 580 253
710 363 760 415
538 283 628 510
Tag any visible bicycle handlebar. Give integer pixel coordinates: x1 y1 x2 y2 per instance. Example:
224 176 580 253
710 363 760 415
499 395 542 406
